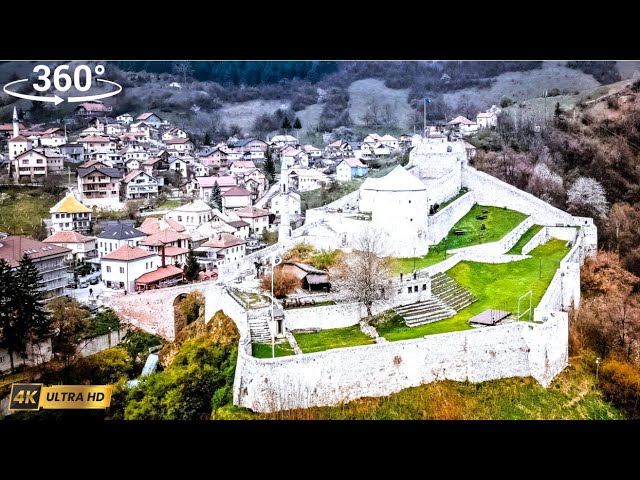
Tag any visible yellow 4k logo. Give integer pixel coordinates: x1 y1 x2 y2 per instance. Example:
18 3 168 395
9 384 42 411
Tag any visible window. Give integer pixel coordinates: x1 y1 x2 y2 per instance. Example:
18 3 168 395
422 284 427 291
150 262 153 268
178 216 182 222
106 266 111 272
414 285 419 293
407 287 411 294
37 159 43 164
119 267 124 274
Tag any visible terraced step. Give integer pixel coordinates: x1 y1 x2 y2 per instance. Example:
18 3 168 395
249 317 272 343
394 297 456 327
431 273 478 313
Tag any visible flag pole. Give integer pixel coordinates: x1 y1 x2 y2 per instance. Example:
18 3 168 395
423 98 426 137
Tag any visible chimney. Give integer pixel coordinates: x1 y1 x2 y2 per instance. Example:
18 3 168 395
161 244 166 268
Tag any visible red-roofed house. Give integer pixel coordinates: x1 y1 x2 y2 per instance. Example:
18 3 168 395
221 185 251 211
195 175 238 202
464 141 477 160
135 265 183 291
122 170 159 199
74 101 112 116
448 116 479 136
234 206 271 237
229 160 257 176
164 138 194 156
44 231 97 261
336 157 369 182
101 245 159 292
195 232 246 268
135 112 163 126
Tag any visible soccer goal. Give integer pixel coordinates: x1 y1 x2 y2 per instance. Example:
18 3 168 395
517 290 533 321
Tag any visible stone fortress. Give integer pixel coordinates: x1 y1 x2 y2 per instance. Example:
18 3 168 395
107 134 597 413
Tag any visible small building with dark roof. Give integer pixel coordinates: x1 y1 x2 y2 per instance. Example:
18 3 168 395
96 222 146 258
281 261 331 292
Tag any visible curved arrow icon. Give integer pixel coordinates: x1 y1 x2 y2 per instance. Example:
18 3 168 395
67 78 122 103
3 78 63 105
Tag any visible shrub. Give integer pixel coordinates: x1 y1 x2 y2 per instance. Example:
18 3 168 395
283 242 315 262
600 359 640 419
260 269 299 298
72 347 133 385
499 96 514 108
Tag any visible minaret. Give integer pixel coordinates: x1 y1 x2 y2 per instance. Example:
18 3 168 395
277 156 291 243
12 107 19 138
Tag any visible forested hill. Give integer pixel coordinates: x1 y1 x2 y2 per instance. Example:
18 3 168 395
110 61 340 85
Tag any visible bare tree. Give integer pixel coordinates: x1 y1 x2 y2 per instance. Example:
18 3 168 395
380 103 397 127
172 61 194 84
567 177 609 219
363 99 381 126
334 227 393 324
526 162 565 206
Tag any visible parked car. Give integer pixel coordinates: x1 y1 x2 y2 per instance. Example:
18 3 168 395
89 276 100 285
66 281 78 289
78 281 89 288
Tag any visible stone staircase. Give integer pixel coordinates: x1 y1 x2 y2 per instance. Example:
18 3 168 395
394 273 477 327
394 298 455 327
431 272 477 312
249 316 272 343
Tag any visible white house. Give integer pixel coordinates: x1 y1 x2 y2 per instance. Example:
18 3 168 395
123 170 159 199
229 160 257 177
379 134 399 149
269 135 297 149
448 116 479 136
8 135 32 161
195 175 238 202
221 185 252 211
168 156 188 178
162 127 188 141
164 138 194 156
101 245 159 292
268 191 301 217
288 168 328 192
165 200 214 231
169 82 182 89
199 233 246 267
234 206 271 238
336 157 368 182
49 193 92 233
96 223 146 258
302 144 322 159
117 113 133 125
44 231 97 262
281 147 309 168
192 162 209 177
476 109 499 128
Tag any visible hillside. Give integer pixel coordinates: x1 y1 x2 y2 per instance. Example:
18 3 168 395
0 60 637 140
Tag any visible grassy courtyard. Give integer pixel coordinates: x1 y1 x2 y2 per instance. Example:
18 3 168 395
379 239 571 342
445 204 528 250
507 225 543 254
0 187 58 237
392 250 452 275
252 342 295 358
294 325 375 354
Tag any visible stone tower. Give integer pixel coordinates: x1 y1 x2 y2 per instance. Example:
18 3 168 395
277 156 291 243
12 106 19 138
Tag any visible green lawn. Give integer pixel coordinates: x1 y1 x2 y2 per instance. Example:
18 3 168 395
252 342 295 358
392 250 453 275
445 205 528 250
0 187 57 237
301 179 363 213
379 238 571 342
159 199 182 210
507 225 543 254
294 325 375 354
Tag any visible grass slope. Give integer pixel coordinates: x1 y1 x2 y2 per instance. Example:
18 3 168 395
445 204 528 250
348 79 412 128
380 238 570 341
0 188 58 237
507 225 543 254
252 342 295 358
294 325 375 354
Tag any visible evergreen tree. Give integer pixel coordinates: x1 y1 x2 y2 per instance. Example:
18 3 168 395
184 249 201 282
554 102 563 118
264 149 276 181
293 117 302 130
282 116 292 134
204 132 211 145
0 259 17 372
1 255 51 372
210 182 222 210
